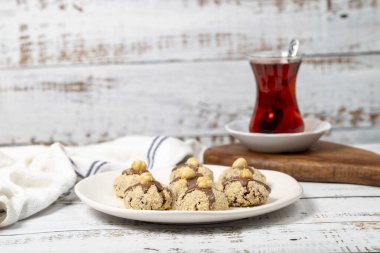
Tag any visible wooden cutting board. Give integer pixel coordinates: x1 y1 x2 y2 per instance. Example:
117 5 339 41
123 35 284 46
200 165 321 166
204 141 380 187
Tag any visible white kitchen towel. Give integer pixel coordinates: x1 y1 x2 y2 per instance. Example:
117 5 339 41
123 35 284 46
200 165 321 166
0 136 203 228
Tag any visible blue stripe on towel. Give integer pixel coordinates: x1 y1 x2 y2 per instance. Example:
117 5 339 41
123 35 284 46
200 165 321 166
148 136 168 170
69 157 85 179
70 157 107 179
75 170 84 179
93 161 108 174
85 160 99 177
146 136 160 170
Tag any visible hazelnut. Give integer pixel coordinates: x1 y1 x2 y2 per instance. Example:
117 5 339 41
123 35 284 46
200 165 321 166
232 157 248 168
240 169 253 179
186 157 199 167
132 160 147 172
139 172 154 183
180 167 196 179
196 176 212 188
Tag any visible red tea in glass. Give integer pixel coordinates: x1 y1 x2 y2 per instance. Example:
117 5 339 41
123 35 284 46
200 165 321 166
249 54 304 134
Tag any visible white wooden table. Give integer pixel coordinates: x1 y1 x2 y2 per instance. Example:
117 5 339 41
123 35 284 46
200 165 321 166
0 145 379 253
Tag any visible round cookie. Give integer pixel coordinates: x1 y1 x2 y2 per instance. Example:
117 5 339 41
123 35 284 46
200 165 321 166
218 158 271 207
170 157 213 182
174 176 229 211
124 172 173 210
113 160 148 198
216 157 266 190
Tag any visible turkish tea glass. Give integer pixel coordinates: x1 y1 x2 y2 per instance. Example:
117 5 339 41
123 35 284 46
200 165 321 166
249 52 304 134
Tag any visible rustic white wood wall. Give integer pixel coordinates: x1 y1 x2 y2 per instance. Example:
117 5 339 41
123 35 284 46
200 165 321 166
0 0 379 146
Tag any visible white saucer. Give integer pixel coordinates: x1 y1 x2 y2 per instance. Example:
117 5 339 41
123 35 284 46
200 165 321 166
75 165 303 224
225 118 331 153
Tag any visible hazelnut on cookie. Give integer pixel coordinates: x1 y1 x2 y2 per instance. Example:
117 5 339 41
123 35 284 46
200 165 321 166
170 157 213 182
217 157 267 189
169 166 205 199
113 160 148 198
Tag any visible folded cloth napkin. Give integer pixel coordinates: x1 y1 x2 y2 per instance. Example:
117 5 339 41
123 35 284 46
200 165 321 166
0 136 203 228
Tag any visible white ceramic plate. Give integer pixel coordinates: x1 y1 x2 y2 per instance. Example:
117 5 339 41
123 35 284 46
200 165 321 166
75 165 303 224
225 118 331 153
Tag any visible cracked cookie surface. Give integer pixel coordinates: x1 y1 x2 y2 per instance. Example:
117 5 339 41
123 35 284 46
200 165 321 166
174 176 228 211
124 181 173 210
217 158 271 207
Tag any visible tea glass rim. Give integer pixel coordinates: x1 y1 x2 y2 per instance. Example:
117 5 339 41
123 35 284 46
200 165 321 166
248 51 302 63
